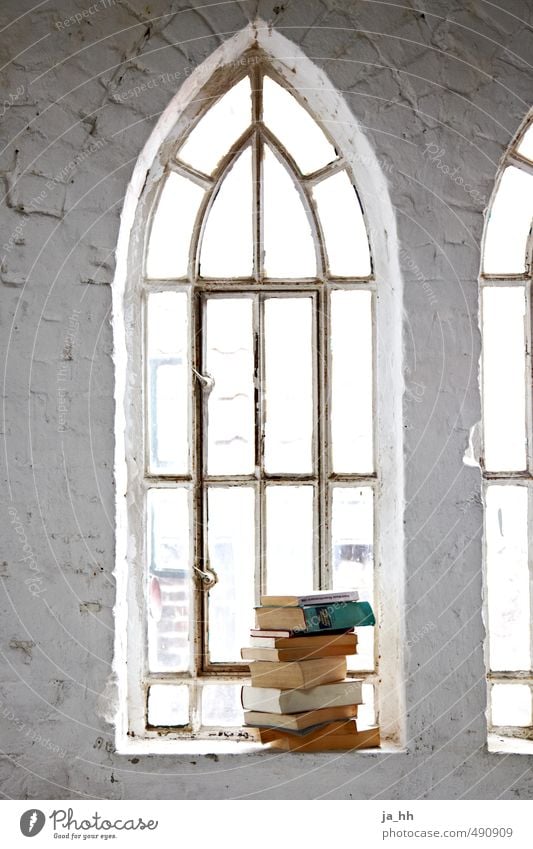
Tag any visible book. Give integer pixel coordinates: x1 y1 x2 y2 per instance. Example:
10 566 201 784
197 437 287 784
260 590 359 607
250 632 357 651
259 719 357 743
250 628 355 640
255 600 375 632
242 642 357 662
241 679 363 713
244 703 357 732
248 657 347 689
262 725 380 752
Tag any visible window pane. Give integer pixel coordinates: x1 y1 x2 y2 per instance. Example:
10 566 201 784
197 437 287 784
358 682 376 728
266 486 314 594
482 287 526 472
491 684 531 727
199 147 253 277
486 485 530 672
207 487 255 663
147 685 189 726
146 172 203 279
147 291 189 475
147 488 191 673
330 290 373 473
483 166 533 274
205 298 255 475
517 122 533 162
263 145 316 278
313 171 371 276
262 76 337 175
202 684 243 726
264 297 314 474
332 486 374 671
177 77 251 175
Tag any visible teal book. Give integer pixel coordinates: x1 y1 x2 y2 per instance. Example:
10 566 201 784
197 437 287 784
255 600 375 633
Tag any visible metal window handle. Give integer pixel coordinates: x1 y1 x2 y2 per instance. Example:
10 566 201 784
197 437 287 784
192 367 215 393
193 561 219 591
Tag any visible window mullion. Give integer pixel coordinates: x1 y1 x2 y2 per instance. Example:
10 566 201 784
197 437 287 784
258 293 266 596
194 291 207 677
525 278 533 475
529 484 533 677
252 66 263 281
317 287 329 590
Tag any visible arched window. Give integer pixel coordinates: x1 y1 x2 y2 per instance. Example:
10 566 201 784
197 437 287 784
114 32 403 751
481 117 533 743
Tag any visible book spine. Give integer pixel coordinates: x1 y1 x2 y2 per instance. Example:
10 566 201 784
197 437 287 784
301 601 375 632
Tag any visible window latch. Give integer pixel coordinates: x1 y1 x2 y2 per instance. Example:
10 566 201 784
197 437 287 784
192 367 215 393
193 560 219 591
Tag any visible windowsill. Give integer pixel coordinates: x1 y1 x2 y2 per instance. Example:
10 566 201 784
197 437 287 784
118 736 405 756
488 734 533 755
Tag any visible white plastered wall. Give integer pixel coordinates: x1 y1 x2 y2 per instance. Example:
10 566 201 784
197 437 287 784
1 0 532 799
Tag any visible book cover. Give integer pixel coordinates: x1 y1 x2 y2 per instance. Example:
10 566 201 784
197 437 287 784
255 600 375 632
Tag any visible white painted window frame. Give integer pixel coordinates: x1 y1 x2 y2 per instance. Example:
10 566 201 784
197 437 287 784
112 24 404 754
481 117 533 743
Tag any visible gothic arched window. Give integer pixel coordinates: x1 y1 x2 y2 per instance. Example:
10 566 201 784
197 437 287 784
482 117 533 744
116 47 397 747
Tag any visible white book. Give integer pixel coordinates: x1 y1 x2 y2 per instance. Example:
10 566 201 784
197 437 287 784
241 679 363 714
260 590 359 607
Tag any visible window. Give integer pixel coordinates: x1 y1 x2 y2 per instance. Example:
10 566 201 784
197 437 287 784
115 37 403 752
481 116 533 742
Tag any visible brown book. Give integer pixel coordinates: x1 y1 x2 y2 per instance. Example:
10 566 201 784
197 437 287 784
244 703 357 732
263 725 381 752
255 607 312 630
259 719 357 743
250 631 356 649
248 657 347 690
241 642 356 662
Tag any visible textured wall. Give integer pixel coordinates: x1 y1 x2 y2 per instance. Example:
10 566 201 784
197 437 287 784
1 0 532 799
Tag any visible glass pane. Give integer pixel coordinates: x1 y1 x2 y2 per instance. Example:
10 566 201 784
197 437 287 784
146 172 203 279
483 166 533 274
266 486 314 594
491 684 531 727
199 147 253 277
264 297 314 473
517 122 533 162
147 291 189 474
205 298 255 475
263 145 316 278
482 287 526 471
262 76 337 175
358 682 376 728
202 684 243 726
330 290 373 473
147 685 189 726
177 77 251 175
486 485 530 672
332 487 374 672
207 487 255 663
313 171 371 277
147 488 191 673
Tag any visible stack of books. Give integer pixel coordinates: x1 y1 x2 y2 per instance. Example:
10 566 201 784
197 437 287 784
241 590 380 752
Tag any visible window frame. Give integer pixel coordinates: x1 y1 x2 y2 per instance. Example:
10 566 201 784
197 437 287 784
481 117 533 742
113 36 405 752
